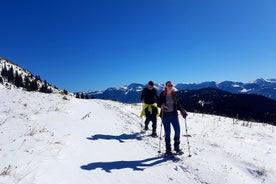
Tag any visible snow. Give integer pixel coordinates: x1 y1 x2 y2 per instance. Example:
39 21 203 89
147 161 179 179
241 88 250 93
0 58 29 80
0 85 275 184
232 84 240 88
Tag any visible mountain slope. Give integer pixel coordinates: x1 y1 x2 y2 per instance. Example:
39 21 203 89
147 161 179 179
84 79 276 102
177 88 276 125
0 57 66 94
0 85 275 184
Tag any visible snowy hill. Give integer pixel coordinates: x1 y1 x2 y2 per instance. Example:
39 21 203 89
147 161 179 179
0 57 66 94
1 85 275 184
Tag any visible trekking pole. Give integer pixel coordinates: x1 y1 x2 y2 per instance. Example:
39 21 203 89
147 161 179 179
140 117 143 133
140 103 144 133
158 111 163 154
184 118 192 157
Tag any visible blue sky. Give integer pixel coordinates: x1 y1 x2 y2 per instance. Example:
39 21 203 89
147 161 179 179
1 0 276 92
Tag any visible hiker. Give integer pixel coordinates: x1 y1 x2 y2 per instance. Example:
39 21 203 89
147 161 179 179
158 81 188 155
140 81 159 137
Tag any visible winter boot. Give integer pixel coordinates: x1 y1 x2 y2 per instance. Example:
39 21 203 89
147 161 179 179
174 138 184 155
144 122 149 131
165 139 172 155
151 122 157 137
151 130 158 138
152 118 157 132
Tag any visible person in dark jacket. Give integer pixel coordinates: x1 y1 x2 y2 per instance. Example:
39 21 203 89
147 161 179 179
158 81 187 155
140 81 159 137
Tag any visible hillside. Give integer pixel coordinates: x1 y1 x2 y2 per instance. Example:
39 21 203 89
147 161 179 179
0 84 275 184
0 57 67 94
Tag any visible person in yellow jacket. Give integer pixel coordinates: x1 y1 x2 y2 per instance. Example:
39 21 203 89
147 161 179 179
140 81 159 137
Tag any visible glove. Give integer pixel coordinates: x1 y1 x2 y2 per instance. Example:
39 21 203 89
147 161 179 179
161 105 168 111
181 111 188 119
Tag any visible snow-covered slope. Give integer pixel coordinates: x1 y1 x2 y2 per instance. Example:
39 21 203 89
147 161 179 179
0 85 275 184
0 57 64 93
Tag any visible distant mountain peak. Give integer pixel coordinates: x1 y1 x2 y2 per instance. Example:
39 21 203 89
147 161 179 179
254 78 276 84
82 78 276 102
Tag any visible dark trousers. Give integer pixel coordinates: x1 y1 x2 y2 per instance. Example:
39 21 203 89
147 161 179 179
162 112 181 152
145 107 157 133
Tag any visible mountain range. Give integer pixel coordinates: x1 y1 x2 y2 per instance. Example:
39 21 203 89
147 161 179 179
177 88 276 125
83 78 276 103
81 81 276 125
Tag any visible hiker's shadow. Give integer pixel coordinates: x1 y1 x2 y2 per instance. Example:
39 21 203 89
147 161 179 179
87 133 142 143
80 156 178 173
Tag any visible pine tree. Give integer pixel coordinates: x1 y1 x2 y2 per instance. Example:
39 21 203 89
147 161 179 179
24 77 31 91
76 93 80 98
7 66 15 83
47 87 53 93
39 83 47 93
14 71 23 87
35 75 41 81
1 64 8 78
39 80 52 93
63 89 68 95
30 80 38 91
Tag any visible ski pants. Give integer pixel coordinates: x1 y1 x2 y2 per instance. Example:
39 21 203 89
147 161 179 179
162 112 180 141
145 106 157 131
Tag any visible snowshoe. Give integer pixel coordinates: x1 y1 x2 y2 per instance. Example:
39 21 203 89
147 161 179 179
162 152 181 161
164 151 174 157
175 150 184 155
